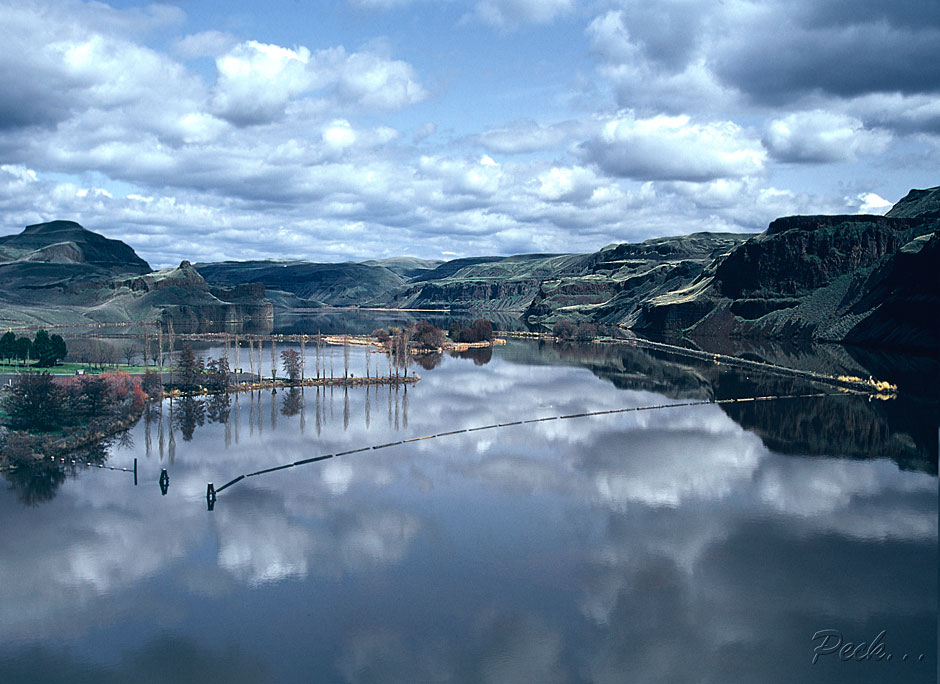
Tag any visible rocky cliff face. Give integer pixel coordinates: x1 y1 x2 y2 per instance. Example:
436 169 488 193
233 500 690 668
524 233 747 327
118 261 273 333
394 278 541 311
632 187 939 353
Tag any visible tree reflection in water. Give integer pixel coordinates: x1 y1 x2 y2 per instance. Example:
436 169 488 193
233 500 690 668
1 435 114 506
281 387 302 417
206 393 231 425
173 395 205 442
414 352 442 370
451 346 492 365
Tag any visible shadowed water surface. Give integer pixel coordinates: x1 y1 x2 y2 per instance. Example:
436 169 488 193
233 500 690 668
0 339 935 683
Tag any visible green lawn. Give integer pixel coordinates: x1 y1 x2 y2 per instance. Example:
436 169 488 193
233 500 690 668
0 361 171 375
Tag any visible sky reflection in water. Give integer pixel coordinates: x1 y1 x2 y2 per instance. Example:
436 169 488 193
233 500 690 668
0 341 935 684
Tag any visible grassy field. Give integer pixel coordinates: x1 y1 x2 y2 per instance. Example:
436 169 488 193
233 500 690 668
0 362 171 375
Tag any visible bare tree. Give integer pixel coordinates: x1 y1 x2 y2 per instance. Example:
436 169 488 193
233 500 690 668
167 319 175 359
156 327 164 372
122 344 137 367
143 330 151 369
270 338 277 381
343 335 350 379
314 333 320 380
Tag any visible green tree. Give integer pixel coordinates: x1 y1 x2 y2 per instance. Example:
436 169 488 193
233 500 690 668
176 343 203 392
14 336 32 364
50 334 67 364
32 329 57 367
0 331 15 364
78 375 110 418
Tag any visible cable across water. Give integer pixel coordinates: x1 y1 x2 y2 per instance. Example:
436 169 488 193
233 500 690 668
207 390 852 501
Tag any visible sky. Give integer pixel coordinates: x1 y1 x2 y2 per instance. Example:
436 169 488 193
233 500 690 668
0 0 937 268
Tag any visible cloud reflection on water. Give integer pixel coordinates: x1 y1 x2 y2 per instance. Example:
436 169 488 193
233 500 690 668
0 346 934 683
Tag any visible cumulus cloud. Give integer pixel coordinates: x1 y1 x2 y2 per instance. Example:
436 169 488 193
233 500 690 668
210 41 425 126
0 0 932 264
534 166 600 202
586 1 940 135
856 192 893 215
335 49 427 109
586 8 735 115
579 113 765 182
418 155 504 197
475 119 575 154
0 5 198 132
711 9 940 104
173 30 239 59
762 111 892 163
846 92 940 135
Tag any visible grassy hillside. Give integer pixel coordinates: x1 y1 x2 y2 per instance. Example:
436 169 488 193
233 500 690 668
195 260 404 305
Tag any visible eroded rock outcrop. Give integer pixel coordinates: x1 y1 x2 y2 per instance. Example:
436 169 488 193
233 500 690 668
633 187 939 352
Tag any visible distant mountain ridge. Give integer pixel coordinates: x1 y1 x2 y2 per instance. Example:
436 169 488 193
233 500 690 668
0 220 150 273
1 186 936 352
0 222 271 332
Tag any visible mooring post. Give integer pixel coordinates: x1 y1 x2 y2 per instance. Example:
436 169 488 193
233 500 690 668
206 483 216 511
133 457 138 486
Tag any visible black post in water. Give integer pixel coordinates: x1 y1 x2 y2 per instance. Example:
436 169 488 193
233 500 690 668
206 483 216 511
133 458 138 486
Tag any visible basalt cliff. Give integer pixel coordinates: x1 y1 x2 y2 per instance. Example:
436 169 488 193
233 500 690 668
628 187 938 352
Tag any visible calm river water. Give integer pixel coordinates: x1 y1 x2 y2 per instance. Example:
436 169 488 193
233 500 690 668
1 338 936 683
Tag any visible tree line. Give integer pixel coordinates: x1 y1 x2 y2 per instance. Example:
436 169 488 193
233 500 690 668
0 329 67 367
2 370 147 432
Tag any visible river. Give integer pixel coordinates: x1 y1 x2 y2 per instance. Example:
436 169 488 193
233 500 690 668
0 337 935 683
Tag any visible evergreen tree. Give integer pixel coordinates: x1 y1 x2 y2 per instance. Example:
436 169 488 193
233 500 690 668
50 334 67 364
32 329 57 367
176 343 202 391
0 331 15 363
14 337 32 364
